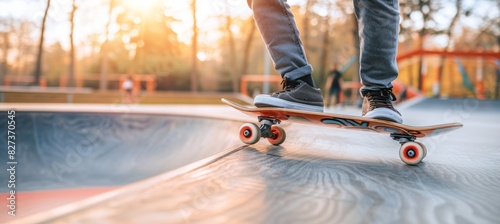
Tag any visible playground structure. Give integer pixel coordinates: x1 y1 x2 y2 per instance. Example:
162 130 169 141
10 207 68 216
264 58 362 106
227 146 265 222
396 50 500 99
240 50 500 102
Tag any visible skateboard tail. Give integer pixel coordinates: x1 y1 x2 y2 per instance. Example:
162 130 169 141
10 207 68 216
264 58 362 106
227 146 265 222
426 124 463 137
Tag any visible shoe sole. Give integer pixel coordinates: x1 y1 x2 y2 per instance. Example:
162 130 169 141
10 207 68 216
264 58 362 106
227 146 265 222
254 95 324 113
364 108 403 124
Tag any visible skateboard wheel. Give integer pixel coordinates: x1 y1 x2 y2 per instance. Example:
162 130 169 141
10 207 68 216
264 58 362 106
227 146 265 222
239 123 260 144
267 126 286 146
399 141 424 165
415 141 427 158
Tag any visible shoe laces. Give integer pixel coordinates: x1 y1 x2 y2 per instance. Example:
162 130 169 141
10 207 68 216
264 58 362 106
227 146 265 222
277 78 299 93
365 89 397 110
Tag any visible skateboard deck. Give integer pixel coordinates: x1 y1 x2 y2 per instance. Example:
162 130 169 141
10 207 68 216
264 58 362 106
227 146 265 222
222 98 463 165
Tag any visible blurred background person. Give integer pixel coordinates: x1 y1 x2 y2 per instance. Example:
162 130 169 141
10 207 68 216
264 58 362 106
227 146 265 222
122 76 136 104
325 65 343 108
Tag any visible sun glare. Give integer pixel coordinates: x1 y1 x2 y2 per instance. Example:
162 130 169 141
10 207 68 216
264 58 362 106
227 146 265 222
197 52 207 61
98 0 253 48
121 0 156 12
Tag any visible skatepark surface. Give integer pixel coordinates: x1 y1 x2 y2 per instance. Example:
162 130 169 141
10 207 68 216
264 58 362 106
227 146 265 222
2 98 500 223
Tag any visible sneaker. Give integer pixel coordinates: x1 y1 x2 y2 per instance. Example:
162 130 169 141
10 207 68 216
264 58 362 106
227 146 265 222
254 78 324 112
361 88 403 123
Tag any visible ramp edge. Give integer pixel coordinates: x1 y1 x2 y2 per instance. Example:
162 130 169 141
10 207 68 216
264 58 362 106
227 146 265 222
7 146 246 224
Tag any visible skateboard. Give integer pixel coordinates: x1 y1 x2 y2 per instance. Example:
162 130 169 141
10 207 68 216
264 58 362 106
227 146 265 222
221 98 463 165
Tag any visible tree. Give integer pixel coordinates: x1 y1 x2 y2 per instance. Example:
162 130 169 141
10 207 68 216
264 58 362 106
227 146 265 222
68 0 77 87
43 42 66 82
0 31 8 83
223 1 238 92
240 17 256 77
435 0 462 97
100 0 116 92
0 19 11 85
415 0 436 91
317 0 334 85
33 0 51 86
10 20 36 78
301 0 317 56
108 0 184 86
400 0 442 91
191 0 199 91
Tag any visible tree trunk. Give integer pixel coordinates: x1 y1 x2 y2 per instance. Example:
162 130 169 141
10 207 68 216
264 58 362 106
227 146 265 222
416 0 433 92
417 31 425 92
100 0 115 92
240 18 256 76
33 0 51 85
1 31 9 85
68 0 77 87
318 12 332 86
225 14 238 92
191 0 199 92
302 0 314 56
435 0 461 97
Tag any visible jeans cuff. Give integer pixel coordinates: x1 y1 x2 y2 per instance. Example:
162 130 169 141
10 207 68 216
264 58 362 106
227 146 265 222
283 64 313 81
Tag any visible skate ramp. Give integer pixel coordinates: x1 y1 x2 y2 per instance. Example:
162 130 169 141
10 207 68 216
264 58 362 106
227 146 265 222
6 99 500 223
0 111 243 192
0 108 243 221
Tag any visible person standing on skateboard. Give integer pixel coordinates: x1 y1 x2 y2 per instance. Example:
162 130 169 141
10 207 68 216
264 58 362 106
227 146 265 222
247 0 403 123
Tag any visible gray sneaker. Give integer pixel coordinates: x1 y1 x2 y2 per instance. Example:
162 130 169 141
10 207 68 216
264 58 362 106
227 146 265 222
362 88 403 123
254 78 324 112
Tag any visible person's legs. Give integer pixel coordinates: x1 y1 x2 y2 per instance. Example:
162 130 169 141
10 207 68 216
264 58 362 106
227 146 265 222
327 88 338 107
249 0 324 112
354 0 403 123
355 0 399 92
335 89 342 105
249 0 313 84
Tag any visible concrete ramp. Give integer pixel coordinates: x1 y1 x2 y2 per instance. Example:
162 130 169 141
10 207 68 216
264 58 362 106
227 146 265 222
0 106 244 221
5 99 500 223
0 112 242 192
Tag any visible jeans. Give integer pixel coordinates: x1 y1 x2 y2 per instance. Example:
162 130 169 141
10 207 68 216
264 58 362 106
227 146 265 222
248 0 400 94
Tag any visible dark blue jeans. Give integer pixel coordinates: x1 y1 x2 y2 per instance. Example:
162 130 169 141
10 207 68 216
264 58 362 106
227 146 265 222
249 0 400 94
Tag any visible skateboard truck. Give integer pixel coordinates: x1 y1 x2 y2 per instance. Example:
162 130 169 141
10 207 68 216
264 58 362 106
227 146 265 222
237 117 286 146
258 116 281 139
390 133 416 144
389 133 428 165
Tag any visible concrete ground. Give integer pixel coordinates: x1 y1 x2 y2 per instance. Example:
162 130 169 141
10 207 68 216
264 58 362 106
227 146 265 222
3 98 500 224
